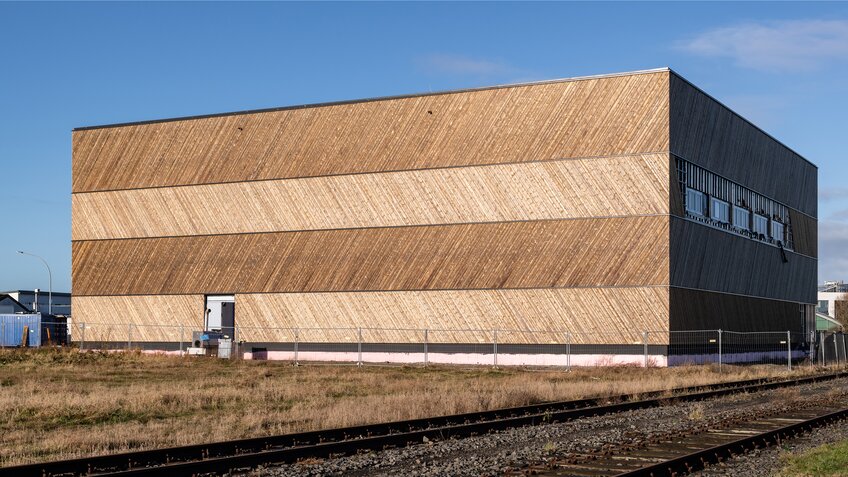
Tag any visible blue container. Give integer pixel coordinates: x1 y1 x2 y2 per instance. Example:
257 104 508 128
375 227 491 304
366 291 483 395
0 314 44 347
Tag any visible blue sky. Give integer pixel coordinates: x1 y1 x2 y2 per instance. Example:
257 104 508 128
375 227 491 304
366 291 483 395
1 1 847 292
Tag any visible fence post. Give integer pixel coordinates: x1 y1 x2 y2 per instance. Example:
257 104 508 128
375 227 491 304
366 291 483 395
787 330 792 372
643 331 649 368
294 328 299 366
357 327 362 367
834 334 840 367
493 330 498 368
820 331 825 366
1 321 4 349
566 331 571 371
127 324 133 350
843 334 847 366
179 325 184 354
718 329 723 372
80 323 86 351
810 330 815 369
424 329 428 368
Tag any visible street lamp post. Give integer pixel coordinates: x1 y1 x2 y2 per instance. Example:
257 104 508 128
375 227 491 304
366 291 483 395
17 251 52 315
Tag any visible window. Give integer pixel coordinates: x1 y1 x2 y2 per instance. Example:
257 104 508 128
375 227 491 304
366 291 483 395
676 158 795 250
710 197 730 224
753 214 769 236
772 221 785 243
733 206 750 231
817 300 829 314
686 188 707 217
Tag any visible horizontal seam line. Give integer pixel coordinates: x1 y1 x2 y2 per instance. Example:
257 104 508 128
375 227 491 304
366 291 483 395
73 286 814 305
670 215 818 261
72 214 672 243
669 286 815 305
71 151 672 195
71 285 672 298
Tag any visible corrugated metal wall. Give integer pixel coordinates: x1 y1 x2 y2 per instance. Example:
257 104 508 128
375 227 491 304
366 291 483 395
0 314 67 347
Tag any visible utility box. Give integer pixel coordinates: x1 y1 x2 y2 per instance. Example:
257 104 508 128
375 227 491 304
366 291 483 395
188 330 233 358
217 338 232 359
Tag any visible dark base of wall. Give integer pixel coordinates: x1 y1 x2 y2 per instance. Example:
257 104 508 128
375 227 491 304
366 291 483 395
670 288 809 333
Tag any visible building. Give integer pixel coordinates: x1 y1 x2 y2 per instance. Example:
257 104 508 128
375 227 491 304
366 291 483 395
0 294 31 314
1 290 71 317
0 295 70 347
71 68 817 364
816 313 842 333
817 281 847 327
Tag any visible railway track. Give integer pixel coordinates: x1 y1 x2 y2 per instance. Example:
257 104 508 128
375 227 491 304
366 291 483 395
526 399 848 476
2 372 846 477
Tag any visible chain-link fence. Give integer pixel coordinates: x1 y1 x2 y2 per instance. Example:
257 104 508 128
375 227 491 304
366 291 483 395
8 321 845 369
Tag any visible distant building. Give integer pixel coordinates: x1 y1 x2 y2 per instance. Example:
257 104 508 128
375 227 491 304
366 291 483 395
0 294 31 314
816 313 843 332
817 281 848 326
71 68 817 365
0 290 71 316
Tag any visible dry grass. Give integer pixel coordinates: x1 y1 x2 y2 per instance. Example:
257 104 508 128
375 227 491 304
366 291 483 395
0 348 815 467
687 402 705 421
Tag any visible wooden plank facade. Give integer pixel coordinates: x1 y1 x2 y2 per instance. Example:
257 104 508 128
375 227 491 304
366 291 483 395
72 72 670 193
72 153 670 241
71 68 817 348
73 288 669 345
72 217 671 296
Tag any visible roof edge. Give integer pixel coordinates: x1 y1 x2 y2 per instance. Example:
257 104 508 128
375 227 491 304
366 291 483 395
667 68 816 169
0 294 32 313
73 67 671 131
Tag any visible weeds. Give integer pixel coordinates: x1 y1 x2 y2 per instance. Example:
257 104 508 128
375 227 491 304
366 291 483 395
0 348 816 467
687 403 705 421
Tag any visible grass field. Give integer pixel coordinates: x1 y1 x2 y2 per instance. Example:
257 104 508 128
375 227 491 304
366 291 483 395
0 348 817 467
780 440 848 476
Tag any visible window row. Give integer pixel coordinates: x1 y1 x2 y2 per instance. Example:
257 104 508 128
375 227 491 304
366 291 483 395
685 189 787 242
677 158 793 250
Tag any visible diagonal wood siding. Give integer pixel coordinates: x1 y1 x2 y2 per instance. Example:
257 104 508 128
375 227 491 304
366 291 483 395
72 153 671 241
72 217 670 296
69 69 820 345
72 72 670 193
72 288 669 344
72 295 203 343
236 287 670 345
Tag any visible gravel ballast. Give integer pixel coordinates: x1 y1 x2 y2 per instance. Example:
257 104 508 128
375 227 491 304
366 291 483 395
693 412 848 477
252 377 848 477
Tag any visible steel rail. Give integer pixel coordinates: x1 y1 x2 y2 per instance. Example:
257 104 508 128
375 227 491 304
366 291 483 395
2 372 845 477
613 406 848 477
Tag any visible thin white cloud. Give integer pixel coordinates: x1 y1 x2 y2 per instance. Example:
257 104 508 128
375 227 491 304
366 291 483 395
820 187 848 202
417 53 519 77
677 19 848 72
